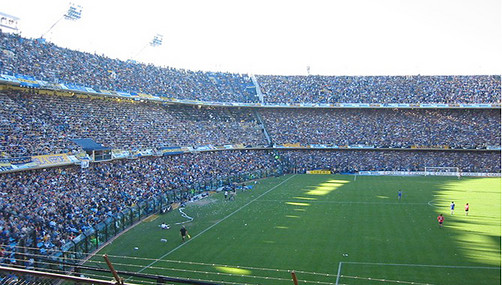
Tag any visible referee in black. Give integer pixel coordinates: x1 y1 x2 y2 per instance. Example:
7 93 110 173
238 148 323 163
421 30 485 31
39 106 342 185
180 225 188 242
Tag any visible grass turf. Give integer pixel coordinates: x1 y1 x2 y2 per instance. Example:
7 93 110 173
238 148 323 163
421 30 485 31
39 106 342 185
86 174 501 285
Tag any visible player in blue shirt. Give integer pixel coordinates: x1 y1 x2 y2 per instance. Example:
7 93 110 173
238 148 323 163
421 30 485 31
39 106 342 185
450 201 455 215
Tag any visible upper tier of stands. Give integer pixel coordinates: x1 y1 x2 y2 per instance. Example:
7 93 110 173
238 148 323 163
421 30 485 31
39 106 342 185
256 75 501 104
1 32 500 104
0 33 257 103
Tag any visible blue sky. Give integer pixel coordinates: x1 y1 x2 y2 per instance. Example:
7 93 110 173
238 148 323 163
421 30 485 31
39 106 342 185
1 0 501 75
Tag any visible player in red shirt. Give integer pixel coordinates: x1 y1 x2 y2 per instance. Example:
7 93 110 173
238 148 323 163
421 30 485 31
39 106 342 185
437 214 444 228
465 203 469 216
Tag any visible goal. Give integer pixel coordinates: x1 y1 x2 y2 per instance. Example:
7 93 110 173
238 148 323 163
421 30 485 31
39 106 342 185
424 167 461 177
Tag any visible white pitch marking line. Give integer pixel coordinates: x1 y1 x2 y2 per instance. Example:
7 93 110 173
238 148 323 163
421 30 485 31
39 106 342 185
261 200 431 205
335 262 343 285
344 261 500 270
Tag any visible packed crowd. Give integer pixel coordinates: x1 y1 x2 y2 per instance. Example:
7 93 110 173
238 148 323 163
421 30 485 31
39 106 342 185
0 90 267 158
281 150 501 174
0 32 257 103
256 75 501 104
261 108 501 149
0 150 280 260
1 32 501 104
1 90 500 158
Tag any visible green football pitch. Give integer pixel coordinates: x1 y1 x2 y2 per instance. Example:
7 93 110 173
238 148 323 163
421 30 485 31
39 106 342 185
85 174 501 285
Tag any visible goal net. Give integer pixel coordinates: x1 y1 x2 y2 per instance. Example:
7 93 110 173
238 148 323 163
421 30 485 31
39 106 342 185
424 167 461 177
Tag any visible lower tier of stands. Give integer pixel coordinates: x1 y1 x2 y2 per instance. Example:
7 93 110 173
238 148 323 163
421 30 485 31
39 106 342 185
0 149 499 266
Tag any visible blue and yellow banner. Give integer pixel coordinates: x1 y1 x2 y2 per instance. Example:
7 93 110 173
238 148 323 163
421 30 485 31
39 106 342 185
307 170 332 174
32 154 72 167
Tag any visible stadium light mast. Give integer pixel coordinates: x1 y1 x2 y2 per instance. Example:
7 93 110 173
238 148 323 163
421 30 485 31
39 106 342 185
130 34 163 60
41 2 83 39
0 12 20 33
150 34 163 47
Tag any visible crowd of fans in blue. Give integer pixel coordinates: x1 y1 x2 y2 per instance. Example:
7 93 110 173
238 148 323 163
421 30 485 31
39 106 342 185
0 90 267 157
0 148 499 263
0 31 500 265
0 90 500 158
262 108 500 149
282 150 500 174
1 32 501 104
0 150 281 263
256 75 501 104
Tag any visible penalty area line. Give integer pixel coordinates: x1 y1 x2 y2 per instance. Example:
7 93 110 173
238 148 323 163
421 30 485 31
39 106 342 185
344 261 500 270
261 200 431 205
134 174 297 275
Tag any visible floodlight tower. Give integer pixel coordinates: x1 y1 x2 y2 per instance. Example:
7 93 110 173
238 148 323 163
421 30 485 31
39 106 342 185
41 2 83 39
0 12 20 33
131 34 164 60
150 34 163 47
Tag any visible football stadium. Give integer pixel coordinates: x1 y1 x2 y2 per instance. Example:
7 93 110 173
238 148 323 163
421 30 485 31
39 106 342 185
0 1 500 285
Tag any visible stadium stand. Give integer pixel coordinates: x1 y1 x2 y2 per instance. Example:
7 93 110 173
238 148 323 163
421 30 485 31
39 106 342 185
282 150 500 174
1 32 501 104
0 32 500 271
0 88 499 158
0 32 258 103
0 90 267 158
256 75 501 104
0 150 281 264
261 108 501 149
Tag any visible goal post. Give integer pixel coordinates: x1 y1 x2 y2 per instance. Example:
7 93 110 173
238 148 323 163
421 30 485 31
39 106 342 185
424 167 461 178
